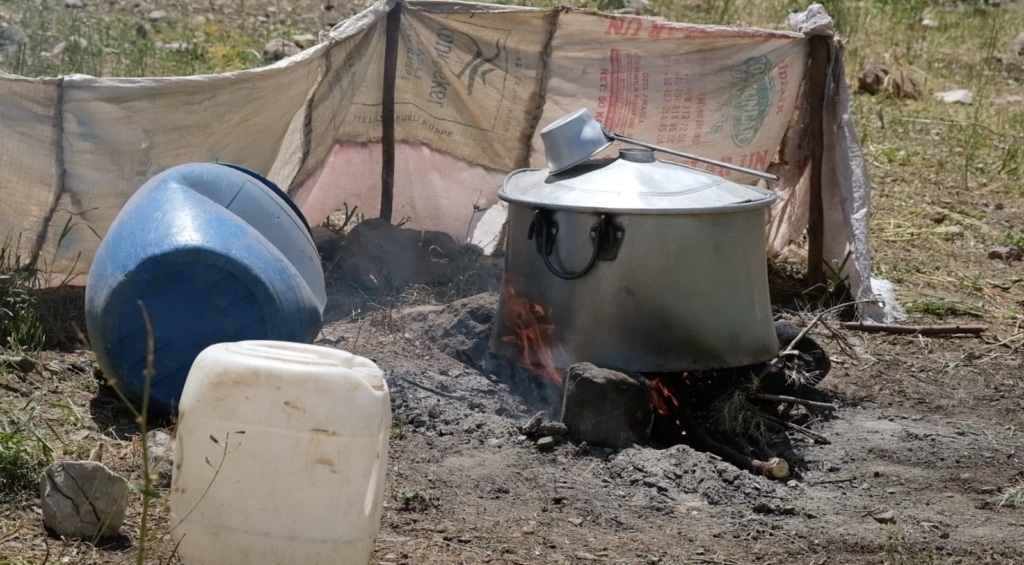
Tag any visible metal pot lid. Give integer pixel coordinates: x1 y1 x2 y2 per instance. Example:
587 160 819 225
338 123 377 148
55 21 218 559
500 147 777 214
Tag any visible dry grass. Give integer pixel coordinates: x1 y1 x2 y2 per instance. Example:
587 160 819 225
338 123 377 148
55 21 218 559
994 482 1024 510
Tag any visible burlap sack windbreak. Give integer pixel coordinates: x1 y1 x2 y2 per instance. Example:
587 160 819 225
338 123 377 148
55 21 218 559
0 1 885 320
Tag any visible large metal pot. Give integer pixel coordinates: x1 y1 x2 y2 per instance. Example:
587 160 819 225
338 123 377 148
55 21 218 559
490 146 780 373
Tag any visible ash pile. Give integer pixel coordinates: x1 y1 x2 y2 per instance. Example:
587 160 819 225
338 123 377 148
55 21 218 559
396 291 840 482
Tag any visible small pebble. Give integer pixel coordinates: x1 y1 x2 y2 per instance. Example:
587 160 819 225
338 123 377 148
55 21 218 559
872 510 896 524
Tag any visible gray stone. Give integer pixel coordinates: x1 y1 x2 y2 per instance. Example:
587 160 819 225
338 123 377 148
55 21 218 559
559 363 652 449
536 421 568 438
41 461 129 540
147 10 167 21
872 509 896 524
988 246 1022 261
856 64 889 96
535 436 557 452
64 0 85 8
146 429 173 489
263 37 300 61
1 25 28 50
520 411 545 436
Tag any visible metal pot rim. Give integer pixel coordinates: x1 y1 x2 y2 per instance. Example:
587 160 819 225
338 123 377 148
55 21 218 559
499 167 779 215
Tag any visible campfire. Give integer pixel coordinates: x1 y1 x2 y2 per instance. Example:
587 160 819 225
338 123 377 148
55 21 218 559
481 110 839 480
489 281 834 481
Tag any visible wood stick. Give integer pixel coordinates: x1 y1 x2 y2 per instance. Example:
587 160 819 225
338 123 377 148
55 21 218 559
0 355 36 373
752 393 837 411
678 403 789 479
392 375 467 401
805 35 830 286
756 410 831 445
841 322 987 335
379 1 402 222
756 298 878 381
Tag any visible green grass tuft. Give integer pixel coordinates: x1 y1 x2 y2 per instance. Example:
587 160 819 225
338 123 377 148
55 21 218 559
0 430 52 497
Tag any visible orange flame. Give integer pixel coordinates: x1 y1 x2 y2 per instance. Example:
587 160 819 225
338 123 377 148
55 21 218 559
649 378 681 415
499 280 564 386
649 375 689 437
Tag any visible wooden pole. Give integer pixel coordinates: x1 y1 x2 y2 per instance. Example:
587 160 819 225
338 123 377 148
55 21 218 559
379 1 402 223
806 35 830 287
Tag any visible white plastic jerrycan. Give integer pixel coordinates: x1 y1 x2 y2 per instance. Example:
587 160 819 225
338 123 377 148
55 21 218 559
169 340 391 565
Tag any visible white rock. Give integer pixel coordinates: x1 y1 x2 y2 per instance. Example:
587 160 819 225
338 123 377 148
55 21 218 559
263 37 300 61
146 429 174 489
921 18 939 29
934 89 973 104
933 225 964 236
1013 32 1024 56
41 461 129 540
292 34 318 48
50 36 88 57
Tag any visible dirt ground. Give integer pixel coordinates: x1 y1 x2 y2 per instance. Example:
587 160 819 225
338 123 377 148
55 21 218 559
5 257 1024 564
3 0 1024 564
315 277 1024 565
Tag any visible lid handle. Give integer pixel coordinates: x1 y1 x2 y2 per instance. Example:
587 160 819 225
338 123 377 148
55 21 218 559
618 147 656 163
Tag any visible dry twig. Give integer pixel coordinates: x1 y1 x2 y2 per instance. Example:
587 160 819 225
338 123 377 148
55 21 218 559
752 393 837 411
393 375 467 401
841 322 987 335
758 299 879 381
755 409 831 445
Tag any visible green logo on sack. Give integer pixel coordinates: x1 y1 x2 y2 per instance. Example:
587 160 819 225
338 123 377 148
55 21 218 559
730 56 776 148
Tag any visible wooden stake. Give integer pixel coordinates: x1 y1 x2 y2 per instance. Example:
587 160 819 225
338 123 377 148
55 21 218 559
841 322 987 335
379 1 402 223
806 35 830 287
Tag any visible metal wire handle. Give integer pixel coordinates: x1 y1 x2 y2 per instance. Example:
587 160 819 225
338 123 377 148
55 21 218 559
528 210 623 281
604 129 779 182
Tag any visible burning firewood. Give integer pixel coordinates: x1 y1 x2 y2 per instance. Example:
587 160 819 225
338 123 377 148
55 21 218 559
677 402 790 480
752 457 790 479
